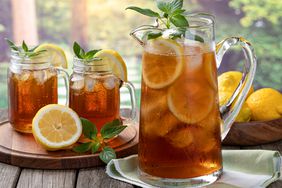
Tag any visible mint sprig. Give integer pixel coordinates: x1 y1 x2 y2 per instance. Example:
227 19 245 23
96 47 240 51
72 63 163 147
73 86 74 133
5 38 46 58
73 42 101 60
73 118 127 164
126 0 204 42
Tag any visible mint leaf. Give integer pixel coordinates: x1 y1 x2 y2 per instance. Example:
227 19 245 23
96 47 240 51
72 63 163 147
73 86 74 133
126 6 159 17
99 146 116 163
73 142 92 153
22 41 28 52
73 42 82 58
170 14 189 27
101 125 127 139
100 119 126 139
147 32 163 40
194 35 205 43
29 45 39 52
91 142 101 154
5 38 19 51
157 0 183 14
85 49 101 59
170 0 183 12
80 118 98 139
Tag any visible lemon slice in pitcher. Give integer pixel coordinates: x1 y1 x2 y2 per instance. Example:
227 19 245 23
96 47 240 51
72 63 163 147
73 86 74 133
35 44 68 68
32 104 82 151
94 49 128 81
142 38 184 89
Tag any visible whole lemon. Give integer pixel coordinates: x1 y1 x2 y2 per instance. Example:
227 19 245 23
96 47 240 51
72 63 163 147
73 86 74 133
218 71 254 122
219 91 252 122
246 88 282 121
218 71 254 98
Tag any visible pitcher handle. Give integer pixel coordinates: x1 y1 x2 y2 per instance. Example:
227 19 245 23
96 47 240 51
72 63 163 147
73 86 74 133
56 68 70 106
120 81 137 123
216 37 257 140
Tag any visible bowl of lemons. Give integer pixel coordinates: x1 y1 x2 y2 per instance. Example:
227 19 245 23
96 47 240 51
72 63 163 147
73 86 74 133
219 71 282 146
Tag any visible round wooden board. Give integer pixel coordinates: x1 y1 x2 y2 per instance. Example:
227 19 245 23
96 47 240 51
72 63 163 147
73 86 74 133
0 121 138 169
223 118 282 146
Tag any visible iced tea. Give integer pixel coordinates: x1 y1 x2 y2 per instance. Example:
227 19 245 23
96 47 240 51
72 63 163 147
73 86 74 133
139 43 222 179
8 69 58 133
69 73 120 130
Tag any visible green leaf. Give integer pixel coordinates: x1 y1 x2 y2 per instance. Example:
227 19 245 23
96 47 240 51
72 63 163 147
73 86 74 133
126 6 160 17
5 38 19 51
172 9 186 15
194 35 205 43
99 146 116 163
170 14 189 27
80 117 98 139
91 142 101 154
157 0 171 14
147 32 163 40
73 142 92 153
85 49 101 59
157 0 182 14
170 0 183 12
29 45 39 52
101 125 127 139
73 42 82 58
22 41 28 52
100 119 126 139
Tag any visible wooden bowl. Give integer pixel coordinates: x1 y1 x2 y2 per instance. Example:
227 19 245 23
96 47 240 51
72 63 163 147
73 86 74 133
222 118 282 146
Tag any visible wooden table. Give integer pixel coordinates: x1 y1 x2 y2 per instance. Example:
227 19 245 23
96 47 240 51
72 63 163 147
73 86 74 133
0 109 281 188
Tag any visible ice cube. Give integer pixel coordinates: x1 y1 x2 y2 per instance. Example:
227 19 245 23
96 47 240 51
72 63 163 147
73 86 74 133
71 75 85 90
186 53 203 72
103 75 117 90
34 70 49 85
85 76 96 92
166 126 194 148
17 71 31 81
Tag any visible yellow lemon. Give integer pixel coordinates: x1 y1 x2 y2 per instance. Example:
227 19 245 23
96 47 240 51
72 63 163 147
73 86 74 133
218 71 254 98
246 88 282 121
218 71 254 123
94 49 128 81
219 91 252 122
32 104 82 151
35 44 68 68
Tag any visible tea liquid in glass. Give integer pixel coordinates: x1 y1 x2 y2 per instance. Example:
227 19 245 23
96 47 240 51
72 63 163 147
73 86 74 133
8 69 58 133
139 43 222 179
70 74 120 130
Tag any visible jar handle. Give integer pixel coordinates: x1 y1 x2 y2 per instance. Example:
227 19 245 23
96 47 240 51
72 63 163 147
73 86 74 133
216 37 257 140
56 68 70 106
120 81 137 123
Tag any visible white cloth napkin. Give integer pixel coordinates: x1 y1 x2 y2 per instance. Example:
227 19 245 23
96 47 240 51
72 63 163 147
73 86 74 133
106 150 281 188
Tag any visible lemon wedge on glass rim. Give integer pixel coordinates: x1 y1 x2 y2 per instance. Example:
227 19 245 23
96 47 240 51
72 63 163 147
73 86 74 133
34 44 68 68
32 104 82 151
94 49 128 81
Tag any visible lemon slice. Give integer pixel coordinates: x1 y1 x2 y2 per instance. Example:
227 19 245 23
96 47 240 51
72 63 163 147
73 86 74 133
94 49 127 81
167 79 214 124
142 37 184 89
35 44 68 68
32 104 82 151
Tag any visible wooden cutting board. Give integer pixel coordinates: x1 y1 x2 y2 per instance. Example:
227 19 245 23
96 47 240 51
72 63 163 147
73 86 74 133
0 120 138 169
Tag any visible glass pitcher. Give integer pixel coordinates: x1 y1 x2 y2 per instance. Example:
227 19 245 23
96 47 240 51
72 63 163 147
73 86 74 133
130 13 256 187
69 57 137 131
8 50 69 133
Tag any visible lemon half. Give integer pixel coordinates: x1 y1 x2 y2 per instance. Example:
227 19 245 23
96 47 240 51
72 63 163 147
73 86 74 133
32 104 82 151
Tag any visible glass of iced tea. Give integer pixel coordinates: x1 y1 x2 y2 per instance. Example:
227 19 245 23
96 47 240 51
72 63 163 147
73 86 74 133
130 14 257 187
8 50 69 133
69 57 136 131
